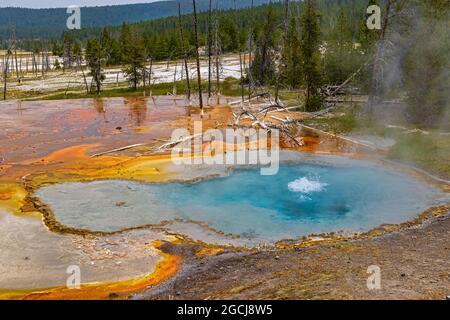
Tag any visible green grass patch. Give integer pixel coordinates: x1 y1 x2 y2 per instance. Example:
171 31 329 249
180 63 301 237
220 77 249 97
302 105 360 134
387 132 450 179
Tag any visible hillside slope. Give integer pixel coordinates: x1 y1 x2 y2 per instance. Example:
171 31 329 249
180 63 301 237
0 0 268 39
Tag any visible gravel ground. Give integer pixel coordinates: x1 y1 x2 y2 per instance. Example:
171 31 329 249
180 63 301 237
138 211 450 300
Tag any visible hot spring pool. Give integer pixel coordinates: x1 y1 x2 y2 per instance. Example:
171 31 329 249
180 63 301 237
36 155 449 245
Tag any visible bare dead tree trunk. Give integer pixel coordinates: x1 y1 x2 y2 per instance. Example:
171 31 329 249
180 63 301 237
80 56 89 94
215 24 220 105
233 0 244 104
192 0 204 116
239 49 244 104
3 53 9 100
148 58 154 96
41 51 45 78
248 0 254 101
368 0 393 114
173 61 178 95
275 0 289 103
143 64 146 95
14 50 20 82
14 51 20 82
45 50 49 71
207 0 213 100
178 2 191 101
10 30 20 83
32 54 36 75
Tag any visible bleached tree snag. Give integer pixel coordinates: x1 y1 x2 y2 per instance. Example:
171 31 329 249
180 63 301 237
14 49 20 82
192 0 204 117
242 93 304 144
239 50 245 105
19 52 22 74
248 0 255 102
257 104 289 117
149 58 153 96
270 115 292 123
215 19 221 105
79 54 89 94
41 51 45 78
173 62 178 95
178 2 191 101
309 105 336 117
154 133 203 152
2 53 9 100
233 107 303 147
274 0 289 103
12 30 20 83
32 53 37 75
207 0 213 100
234 110 258 126
91 144 146 157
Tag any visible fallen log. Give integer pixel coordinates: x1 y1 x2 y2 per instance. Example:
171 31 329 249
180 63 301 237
257 104 289 117
327 62 369 97
270 115 298 124
299 123 376 150
153 133 203 152
90 143 146 157
233 109 302 146
309 105 336 118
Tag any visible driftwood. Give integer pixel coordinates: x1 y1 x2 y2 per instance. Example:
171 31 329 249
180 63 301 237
269 124 303 147
309 105 336 118
233 106 303 147
91 144 146 157
234 110 257 125
299 123 376 150
270 115 297 124
256 104 289 117
386 125 450 137
90 133 202 157
153 133 203 152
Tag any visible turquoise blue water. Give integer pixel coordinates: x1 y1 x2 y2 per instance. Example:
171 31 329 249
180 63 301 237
36 157 448 243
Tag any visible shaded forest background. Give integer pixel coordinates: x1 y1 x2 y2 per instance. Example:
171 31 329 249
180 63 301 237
0 0 270 39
